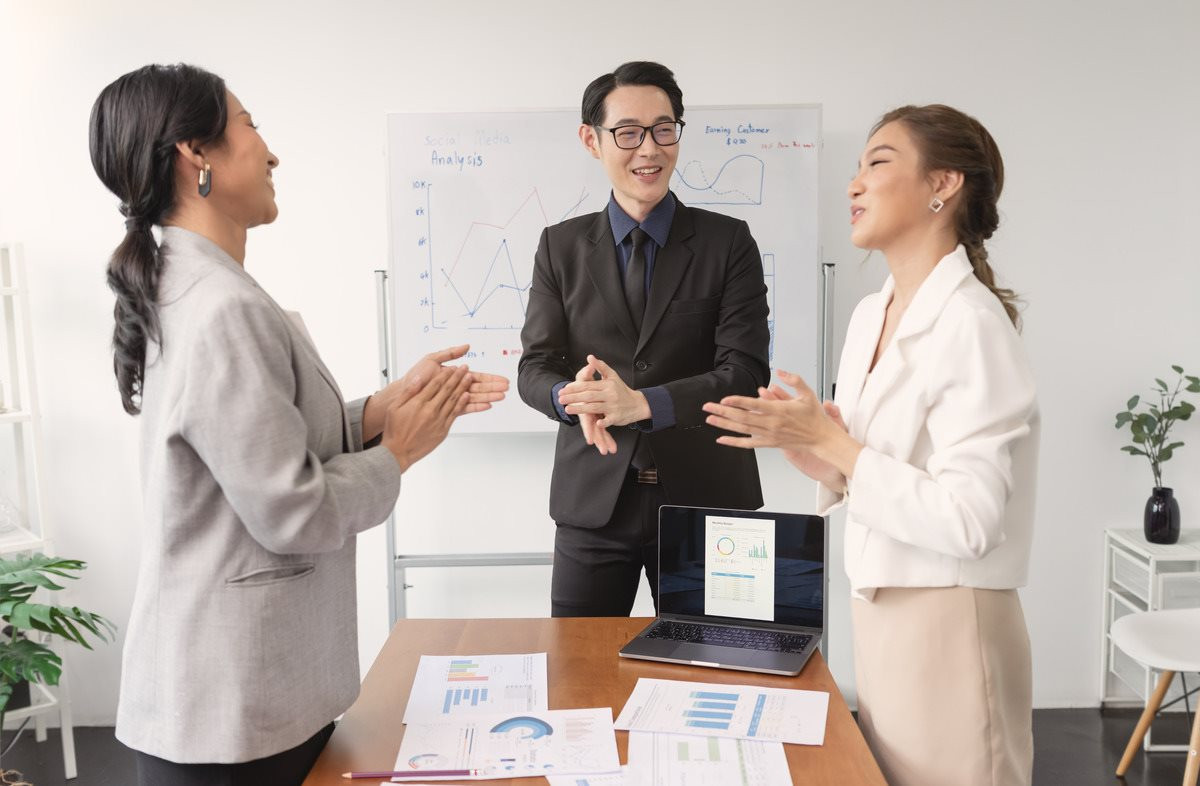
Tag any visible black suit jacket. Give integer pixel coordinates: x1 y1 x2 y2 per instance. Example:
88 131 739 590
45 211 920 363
518 198 770 527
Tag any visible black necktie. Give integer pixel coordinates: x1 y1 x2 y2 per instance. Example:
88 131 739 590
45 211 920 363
625 228 654 470
625 227 648 328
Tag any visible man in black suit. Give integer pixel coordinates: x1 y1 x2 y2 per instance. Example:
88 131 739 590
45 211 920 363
518 61 770 617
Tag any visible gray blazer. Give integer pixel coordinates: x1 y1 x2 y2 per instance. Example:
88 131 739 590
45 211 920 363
114 227 402 763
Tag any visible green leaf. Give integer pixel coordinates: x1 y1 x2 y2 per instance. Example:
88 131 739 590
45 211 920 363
1122 446 1149 457
1161 448 1175 461
1128 395 1140 410
1137 413 1158 431
0 554 114 667
1173 365 1184 374
0 638 62 686
1115 412 1133 427
1156 378 1169 392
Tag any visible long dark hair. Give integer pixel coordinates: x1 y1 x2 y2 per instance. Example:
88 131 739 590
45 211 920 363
872 104 1021 328
88 64 227 414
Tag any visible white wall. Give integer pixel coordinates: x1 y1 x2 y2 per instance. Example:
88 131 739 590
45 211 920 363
1 0 1197 725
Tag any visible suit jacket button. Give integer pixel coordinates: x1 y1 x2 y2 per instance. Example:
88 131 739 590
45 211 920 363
634 360 648 371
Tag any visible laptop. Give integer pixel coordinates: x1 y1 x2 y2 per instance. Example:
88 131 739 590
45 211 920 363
619 505 825 676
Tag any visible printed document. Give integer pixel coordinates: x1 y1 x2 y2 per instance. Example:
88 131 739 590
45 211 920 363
395 707 620 780
614 678 828 745
402 653 547 723
626 731 791 786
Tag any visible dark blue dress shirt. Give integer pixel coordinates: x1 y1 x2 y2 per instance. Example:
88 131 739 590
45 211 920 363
551 193 678 432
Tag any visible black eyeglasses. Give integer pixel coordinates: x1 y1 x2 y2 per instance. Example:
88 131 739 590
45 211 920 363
596 120 686 150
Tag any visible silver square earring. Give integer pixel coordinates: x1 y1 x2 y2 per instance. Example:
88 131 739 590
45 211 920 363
929 196 945 213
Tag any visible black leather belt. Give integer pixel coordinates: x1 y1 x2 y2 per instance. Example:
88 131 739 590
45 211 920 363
628 466 659 484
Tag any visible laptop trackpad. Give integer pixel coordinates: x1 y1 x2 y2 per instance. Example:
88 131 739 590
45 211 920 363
625 638 679 658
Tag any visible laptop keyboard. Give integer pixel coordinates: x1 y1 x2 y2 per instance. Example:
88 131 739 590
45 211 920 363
646 621 813 654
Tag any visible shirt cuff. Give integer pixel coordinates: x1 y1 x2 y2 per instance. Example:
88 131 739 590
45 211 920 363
637 386 675 432
551 380 578 424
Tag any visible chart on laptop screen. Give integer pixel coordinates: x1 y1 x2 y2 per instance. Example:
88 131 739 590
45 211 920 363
704 514 776 621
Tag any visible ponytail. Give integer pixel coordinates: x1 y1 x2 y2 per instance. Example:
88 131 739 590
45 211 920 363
89 64 227 414
963 239 1021 330
106 225 162 414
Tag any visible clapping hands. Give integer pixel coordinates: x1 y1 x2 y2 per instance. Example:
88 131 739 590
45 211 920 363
701 369 854 489
557 354 651 456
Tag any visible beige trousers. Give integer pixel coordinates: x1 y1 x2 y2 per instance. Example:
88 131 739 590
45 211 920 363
851 586 1033 786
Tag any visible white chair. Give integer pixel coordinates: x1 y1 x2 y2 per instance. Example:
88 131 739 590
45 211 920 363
1111 608 1200 784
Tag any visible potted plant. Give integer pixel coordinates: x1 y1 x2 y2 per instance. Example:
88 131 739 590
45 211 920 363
1115 365 1200 544
0 554 114 777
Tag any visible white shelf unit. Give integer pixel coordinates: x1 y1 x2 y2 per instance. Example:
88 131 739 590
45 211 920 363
0 242 76 779
1101 527 1200 752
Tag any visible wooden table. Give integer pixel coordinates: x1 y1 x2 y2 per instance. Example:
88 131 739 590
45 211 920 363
303 617 885 785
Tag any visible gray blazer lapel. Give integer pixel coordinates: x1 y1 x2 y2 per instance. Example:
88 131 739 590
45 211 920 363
274 307 354 450
582 212 639 344
638 204 695 354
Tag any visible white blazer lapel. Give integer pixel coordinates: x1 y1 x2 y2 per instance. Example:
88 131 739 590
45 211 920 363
834 281 889 443
849 246 975 438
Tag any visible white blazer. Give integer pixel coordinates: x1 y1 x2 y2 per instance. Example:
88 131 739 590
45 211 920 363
818 246 1039 600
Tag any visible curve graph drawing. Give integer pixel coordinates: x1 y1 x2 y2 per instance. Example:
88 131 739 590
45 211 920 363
671 154 765 205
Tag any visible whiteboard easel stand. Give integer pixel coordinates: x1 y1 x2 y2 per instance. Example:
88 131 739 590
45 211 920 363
375 270 552 623
377 265 835 627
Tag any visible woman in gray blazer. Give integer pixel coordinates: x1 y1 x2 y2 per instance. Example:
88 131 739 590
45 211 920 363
89 63 506 786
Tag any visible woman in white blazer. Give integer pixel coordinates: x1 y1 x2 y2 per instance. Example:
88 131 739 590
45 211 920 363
89 64 506 786
704 105 1038 786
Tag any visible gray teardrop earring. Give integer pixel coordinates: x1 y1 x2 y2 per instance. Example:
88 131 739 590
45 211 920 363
198 163 212 198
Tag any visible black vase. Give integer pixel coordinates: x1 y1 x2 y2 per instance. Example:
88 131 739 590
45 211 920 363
1144 487 1181 544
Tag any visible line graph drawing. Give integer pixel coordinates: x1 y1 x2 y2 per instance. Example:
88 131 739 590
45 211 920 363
421 185 590 331
672 154 765 205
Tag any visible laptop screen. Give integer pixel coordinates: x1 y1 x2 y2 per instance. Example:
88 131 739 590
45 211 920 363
658 506 824 629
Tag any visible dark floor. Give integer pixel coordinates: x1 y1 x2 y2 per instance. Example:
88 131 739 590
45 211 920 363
0 709 1193 785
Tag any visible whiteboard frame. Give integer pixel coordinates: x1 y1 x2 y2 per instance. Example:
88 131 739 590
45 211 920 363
380 104 828 628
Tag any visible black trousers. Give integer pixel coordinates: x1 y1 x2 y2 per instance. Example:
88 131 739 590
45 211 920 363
551 475 667 617
132 722 335 786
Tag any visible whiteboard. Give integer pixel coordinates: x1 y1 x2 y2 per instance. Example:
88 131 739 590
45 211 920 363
387 106 821 433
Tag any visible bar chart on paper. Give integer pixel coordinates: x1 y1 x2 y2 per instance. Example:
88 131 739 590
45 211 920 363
614 678 830 745
402 653 548 723
387 106 821 432
686 691 740 731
